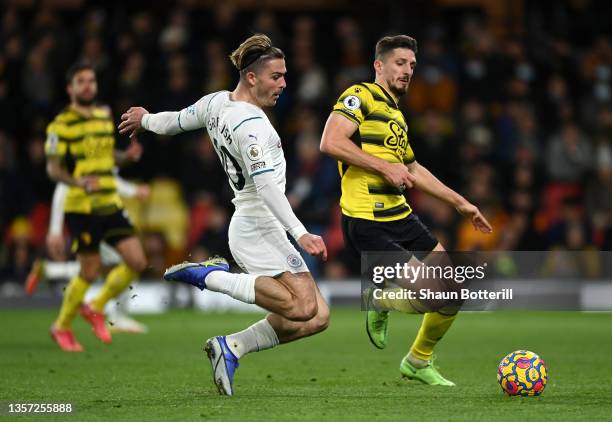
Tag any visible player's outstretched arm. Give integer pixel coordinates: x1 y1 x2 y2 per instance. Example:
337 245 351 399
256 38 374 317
119 107 185 137
119 95 210 138
409 161 493 233
253 172 327 261
320 113 415 190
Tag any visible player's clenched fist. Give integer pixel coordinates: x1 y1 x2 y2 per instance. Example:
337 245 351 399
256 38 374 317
297 233 328 261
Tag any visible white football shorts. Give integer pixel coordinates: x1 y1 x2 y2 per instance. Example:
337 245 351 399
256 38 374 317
228 215 309 277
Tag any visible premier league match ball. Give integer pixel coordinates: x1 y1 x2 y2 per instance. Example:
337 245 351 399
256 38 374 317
497 350 548 396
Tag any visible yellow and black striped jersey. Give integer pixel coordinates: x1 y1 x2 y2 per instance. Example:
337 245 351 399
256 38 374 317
44 105 122 214
332 82 414 222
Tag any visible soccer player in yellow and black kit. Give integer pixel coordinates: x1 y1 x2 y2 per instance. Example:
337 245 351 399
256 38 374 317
45 63 147 352
320 35 492 385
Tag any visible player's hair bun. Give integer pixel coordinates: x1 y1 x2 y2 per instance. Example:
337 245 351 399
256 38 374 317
230 34 284 72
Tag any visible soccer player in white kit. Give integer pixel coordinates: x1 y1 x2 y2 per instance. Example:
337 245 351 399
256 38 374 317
118 34 330 396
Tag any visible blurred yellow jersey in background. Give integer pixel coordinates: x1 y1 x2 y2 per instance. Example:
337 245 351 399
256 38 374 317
45 105 122 215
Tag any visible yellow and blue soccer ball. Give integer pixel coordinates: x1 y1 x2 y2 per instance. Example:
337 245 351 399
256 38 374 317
497 350 547 396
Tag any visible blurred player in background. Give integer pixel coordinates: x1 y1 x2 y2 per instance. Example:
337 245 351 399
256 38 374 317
118 34 329 396
44 63 147 351
25 174 150 334
320 35 492 385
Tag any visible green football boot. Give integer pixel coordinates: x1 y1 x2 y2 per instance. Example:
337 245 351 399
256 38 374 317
399 355 456 386
362 287 389 349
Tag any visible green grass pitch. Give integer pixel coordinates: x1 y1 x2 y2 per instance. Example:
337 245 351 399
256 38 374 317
1 308 611 421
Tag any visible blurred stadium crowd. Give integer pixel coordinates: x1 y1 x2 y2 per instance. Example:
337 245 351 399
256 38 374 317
0 1 610 286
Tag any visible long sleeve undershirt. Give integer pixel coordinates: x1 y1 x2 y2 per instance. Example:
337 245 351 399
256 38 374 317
253 171 307 241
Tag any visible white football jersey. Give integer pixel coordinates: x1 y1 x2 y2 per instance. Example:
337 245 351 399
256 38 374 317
181 91 287 217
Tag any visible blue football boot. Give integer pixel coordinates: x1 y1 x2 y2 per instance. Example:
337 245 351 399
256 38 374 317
204 336 239 396
163 257 229 290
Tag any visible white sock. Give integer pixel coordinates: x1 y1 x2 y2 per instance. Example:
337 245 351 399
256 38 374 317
225 319 279 359
44 261 81 279
205 271 256 304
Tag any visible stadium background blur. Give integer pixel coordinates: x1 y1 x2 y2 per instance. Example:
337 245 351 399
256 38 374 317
1 0 611 289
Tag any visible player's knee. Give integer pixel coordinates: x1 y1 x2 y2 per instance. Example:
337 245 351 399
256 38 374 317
300 295 319 321
79 267 99 283
284 297 318 322
310 304 330 334
123 253 147 274
302 301 318 321
116 238 147 273
129 256 147 274
437 298 463 315
284 308 316 322
421 298 448 313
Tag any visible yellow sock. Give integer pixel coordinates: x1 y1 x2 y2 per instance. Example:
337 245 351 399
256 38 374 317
409 312 457 362
373 288 424 314
56 276 90 329
90 264 138 313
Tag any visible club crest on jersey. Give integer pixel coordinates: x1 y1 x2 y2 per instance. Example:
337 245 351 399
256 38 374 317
343 95 361 111
287 254 303 268
247 143 263 161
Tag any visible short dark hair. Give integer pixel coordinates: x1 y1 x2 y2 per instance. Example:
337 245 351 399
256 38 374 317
375 35 418 60
65 62 95 84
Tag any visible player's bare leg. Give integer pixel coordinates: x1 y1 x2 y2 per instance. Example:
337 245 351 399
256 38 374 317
83 237 147 344
253 272 320 322
52 252 101 352
113 237 148 274
264 281 330 343
165 260 330 395
223 272 329 356
206 272 329 396
374 243 458 386
164 260 319 321
99 240 148 333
